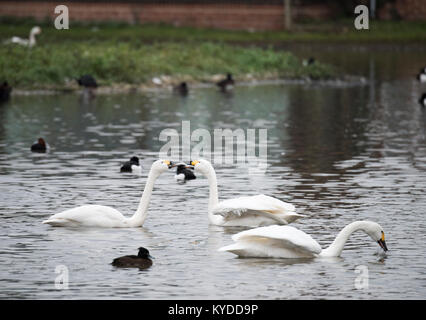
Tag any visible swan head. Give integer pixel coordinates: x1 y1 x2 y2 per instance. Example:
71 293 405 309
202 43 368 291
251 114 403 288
189 159 213 175
152 159 176 174
362 221 388 252
31 26 42 36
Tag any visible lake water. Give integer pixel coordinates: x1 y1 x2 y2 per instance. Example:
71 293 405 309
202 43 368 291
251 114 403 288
0 44 426 299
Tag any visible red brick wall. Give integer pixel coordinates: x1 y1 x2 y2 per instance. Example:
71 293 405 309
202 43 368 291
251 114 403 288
0 1 335 31
379 0 426 20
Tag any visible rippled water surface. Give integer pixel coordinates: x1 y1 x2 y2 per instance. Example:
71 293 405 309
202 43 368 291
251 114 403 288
1 46 426 299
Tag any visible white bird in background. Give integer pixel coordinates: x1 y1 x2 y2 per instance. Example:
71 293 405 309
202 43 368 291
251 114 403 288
219 221 388 258
9 26 42 48
188 160 301 227
42 160 176 228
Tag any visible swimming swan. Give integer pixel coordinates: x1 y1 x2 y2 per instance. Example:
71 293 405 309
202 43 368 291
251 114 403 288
42 160 175 228
189 160 301 227
219 220 388 258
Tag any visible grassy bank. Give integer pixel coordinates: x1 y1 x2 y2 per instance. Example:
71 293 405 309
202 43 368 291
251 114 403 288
1 40 335 90
4 18 423 90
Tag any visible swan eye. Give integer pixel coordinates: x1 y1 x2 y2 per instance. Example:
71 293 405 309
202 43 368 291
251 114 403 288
191 160 199 166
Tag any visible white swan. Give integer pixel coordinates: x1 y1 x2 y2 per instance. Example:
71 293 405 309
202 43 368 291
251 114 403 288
219 221 388 258
42 160 175 228
9 26 41 48
189 160 301 227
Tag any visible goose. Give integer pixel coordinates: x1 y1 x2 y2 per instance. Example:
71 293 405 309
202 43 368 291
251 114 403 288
42 160 176 228
112 247 153 269
173 82 188 96
31 137 47 152
417 67 426 83
175 163 196 184
188 160 301 227
217 73 234 92
9 26 41 48
120 156 141 173
0 81 12 102
219 221 388 258
419 93 426 107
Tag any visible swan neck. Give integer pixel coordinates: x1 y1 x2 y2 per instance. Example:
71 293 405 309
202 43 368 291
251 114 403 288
128 169 159 227
321 221 367 257
204 164 221 224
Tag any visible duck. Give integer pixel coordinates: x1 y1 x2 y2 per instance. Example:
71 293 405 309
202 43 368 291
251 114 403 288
77 74 98 88
31 138 47 153
0 81 12 102
417 67 426 83
187 160 301 227
173 82 189 96
42 160 176 228
419 93 426 108
175 163 196 184
217 73 235 92
303 57 315 67
112 247 153 270
9 26 41 48
219 221 388 259
120 156 141 173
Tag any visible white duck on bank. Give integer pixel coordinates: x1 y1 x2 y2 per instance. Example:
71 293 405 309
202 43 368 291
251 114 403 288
219 221 388 258
42 160 176 228
188 160 301 227
9 26 41 48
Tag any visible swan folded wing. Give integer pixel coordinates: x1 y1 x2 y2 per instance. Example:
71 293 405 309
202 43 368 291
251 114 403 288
43 205 126 227
213 194 297 223
232 225 322 255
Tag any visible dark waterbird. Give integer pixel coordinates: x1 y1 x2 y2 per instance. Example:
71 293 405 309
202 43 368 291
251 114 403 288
120 156 141 173
175 163 196 183
77 74 98 88
217 73 234 92
0 81 12 102
174 82 189 96
31 138 47 152
419 93 426 108
112 247 153 270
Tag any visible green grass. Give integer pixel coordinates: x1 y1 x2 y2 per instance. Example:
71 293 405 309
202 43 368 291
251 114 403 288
0 38 336 89
2 18 423 89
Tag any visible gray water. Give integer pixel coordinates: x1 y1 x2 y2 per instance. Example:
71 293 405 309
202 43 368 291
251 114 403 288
0 46 426 299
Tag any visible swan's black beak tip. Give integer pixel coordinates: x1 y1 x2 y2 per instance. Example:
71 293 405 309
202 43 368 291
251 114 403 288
378 239 388 252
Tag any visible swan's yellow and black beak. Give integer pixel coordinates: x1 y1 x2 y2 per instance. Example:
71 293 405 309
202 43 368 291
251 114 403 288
186 160 199 169
377 232 388 252
163 160 175 169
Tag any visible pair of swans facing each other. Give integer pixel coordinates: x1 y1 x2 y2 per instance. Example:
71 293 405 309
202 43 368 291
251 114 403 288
43 159 297 228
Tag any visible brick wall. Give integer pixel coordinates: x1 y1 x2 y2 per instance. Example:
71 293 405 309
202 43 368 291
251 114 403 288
0 1 334 31
379 0 426 20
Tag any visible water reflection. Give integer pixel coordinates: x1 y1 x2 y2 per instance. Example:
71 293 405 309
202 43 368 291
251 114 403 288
0 46 426 299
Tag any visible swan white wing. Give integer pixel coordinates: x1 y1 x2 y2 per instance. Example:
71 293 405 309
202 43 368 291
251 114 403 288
232 225 322 255
212 194 299 224
43 205 126 227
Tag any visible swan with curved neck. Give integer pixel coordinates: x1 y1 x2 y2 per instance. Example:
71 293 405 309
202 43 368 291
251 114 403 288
42 160 175 228
189 159 301 227
219 221 388 258
11 26 41 48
